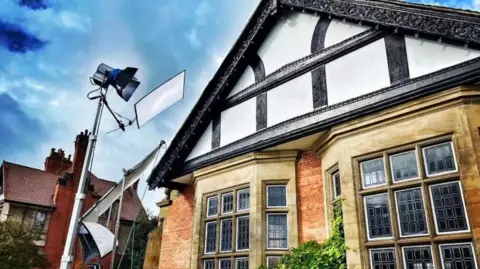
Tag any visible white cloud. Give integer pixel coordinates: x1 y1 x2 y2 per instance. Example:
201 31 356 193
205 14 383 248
195 1 212 26
474 0 480 9
186 28 201 47
58 11 92 32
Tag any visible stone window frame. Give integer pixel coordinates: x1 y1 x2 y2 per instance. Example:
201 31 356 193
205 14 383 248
237 188 250 212
263 180 291 261
200 184 250 268
266 256 282 269
266 185 288 208
438 242 478 269
235 257 249 269
354 135 476 269
332 171 341 200
422 141 459 178
221 192 234 215
401 245 435 269
207 196 219 217
389 150 421 183
325 164 343 230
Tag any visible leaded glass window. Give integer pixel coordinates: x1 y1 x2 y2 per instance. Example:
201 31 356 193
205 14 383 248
222 193 234 214
267 185 287 207
439 243 477 269
333 172 341 199
395 188 428 237
357 141 474 267
202 187 249 263
430 182 469 233
237 189 250 211
361 158 386 188
204 260 215 269
390 151 419 182
267 214 288 249
402 246 434 269
364 193 392 240
205 222 216 254
267 257 281 269
370 248 396 269
236 258 249 269
220 219 233 252
219 259 232 269
207 196 218 217
423 142 457 176
237 216 249 251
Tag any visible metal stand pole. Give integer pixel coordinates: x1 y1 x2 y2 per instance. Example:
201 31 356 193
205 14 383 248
60 97 104 269
110 170 127 269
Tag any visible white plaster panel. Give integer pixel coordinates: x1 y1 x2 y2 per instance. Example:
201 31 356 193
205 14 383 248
257 11 319 74
228 65 255 97
267 73 314 127
324 19 370 47
405 36 480 78
221 98 257 146
186 122 212 160
326 39 391 105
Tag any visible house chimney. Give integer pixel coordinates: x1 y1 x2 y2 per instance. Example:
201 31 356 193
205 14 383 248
44 148 73 174
72 130 90 176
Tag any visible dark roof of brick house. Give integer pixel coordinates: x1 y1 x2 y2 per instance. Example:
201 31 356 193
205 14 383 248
1 161 143 222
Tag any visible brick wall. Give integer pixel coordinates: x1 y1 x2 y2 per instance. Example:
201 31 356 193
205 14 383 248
296 151 326 243
158 185 195 269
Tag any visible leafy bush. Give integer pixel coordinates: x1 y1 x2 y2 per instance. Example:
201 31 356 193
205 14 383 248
0 220 50 269
260 202 346 269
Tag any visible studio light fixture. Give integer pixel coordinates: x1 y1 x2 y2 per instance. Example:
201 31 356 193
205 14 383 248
91 63 141 102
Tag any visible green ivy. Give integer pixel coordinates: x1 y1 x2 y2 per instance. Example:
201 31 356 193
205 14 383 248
259 201 346 269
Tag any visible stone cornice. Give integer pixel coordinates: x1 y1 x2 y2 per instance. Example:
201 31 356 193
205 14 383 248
281 0 480 45
313 85 480 155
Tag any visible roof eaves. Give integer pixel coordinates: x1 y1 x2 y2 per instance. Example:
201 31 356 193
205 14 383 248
148 0 480 189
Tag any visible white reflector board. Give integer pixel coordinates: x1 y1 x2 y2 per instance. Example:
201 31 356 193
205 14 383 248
135 70 185 129
78 221 117 262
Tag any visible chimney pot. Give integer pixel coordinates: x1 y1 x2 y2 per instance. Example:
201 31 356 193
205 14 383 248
50 148 55 156
68 154 71 161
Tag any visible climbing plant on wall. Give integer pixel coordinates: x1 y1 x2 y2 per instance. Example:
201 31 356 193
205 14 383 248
259 201 346 269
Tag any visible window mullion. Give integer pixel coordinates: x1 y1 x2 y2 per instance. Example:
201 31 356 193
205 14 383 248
232 215 237 253
394 243 402 269
387 189 399 241
431 241 442 269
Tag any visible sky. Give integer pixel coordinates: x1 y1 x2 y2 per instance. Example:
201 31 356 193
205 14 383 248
0 0 478 215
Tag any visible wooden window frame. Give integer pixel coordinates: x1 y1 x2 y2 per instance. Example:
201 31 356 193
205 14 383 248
354 136 475 269
401 245 435 269
200 184 249 268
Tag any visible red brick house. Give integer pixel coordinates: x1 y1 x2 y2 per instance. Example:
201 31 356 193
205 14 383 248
0 130 144 269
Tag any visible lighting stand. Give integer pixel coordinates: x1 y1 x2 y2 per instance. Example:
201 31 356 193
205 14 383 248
60 94 104 269
60 88 133 269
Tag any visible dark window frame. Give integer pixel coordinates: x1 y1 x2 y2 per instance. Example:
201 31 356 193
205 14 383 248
422 142 458 177
389 150 420 183
332 171 341 199
266 213 289 250
266 185 287 208
355 138 473 269
201 185 250 267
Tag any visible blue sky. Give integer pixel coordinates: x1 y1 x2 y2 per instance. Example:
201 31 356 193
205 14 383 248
0 0 478 214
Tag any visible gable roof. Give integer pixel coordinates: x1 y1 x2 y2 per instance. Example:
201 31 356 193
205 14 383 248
1 161 143 222
147 0 480 190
